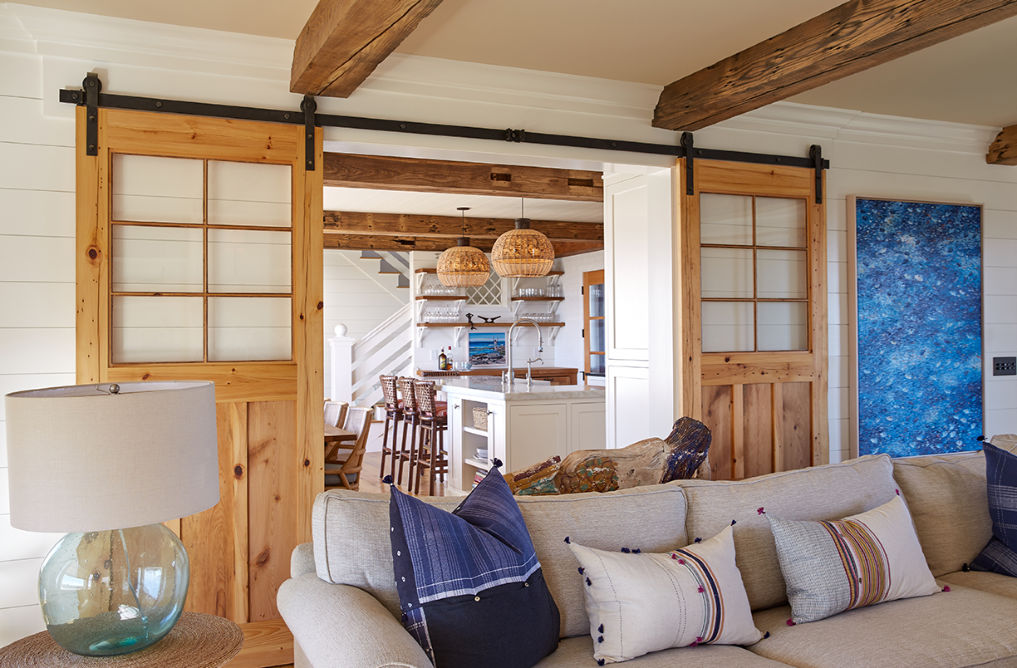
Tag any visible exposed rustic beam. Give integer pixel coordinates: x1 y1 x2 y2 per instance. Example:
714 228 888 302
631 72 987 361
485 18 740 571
653 0 1017 131
323 153 603 202
323 233 601 257
323 211 603 242
988 124 1017 165
291 0 443 97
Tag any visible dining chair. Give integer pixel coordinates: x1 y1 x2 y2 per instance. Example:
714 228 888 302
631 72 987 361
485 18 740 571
412 380 448 496
324 400 349 428
324 406 372 491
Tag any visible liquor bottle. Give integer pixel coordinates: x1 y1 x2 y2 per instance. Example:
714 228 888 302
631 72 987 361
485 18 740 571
438 347 447 371
447 347 454 370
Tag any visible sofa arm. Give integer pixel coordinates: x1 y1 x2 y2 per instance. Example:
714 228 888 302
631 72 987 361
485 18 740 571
277 574 432 668
291 542 315 577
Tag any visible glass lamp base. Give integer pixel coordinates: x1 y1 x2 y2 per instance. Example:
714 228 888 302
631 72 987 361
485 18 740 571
38 523 189 656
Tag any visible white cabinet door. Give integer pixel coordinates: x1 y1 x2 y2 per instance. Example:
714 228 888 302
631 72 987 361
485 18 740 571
606 364 652 449
506 403 567 471
569 402 606 453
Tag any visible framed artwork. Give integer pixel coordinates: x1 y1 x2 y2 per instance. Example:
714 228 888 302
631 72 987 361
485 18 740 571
848 197 983 458
468 332 506 366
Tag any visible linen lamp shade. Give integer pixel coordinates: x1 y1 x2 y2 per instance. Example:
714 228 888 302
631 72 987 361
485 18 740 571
5 380 219 533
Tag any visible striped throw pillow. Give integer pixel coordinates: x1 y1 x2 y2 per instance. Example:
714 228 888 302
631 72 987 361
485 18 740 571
769 495 939 624
568 526 761 664
972 442 1017 576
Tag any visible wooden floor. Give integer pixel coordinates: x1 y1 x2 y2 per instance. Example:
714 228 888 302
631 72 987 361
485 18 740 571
351 450 449 496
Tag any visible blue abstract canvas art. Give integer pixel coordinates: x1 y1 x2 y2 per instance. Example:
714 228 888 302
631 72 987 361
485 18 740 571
854 198 982 457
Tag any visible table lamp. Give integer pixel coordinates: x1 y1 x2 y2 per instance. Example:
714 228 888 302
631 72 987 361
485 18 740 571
4 381 219 657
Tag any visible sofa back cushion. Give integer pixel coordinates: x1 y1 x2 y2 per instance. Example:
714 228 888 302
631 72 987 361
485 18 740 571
312 483 688 639
674 454 897 611
892 435 1017 577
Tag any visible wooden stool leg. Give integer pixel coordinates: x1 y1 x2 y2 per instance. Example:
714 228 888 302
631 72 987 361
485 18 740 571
428 423 438 496
408 418 419 492
379 415 391 479
397 416 409 486
439 427 446 484
389 415 401 483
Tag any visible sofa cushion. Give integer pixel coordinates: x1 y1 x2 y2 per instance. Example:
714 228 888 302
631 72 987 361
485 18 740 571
892 449 991 576
972 442 1017 576
675 454 897 611
569 527 761 664
389 468 559 668
312 482 688 639
940 570 1017 599
768 496 938 624
534 635 789 667
750 585 1017 667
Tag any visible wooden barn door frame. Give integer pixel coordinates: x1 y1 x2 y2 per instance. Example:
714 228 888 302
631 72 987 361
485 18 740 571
75 106 324 622
676 158 828 478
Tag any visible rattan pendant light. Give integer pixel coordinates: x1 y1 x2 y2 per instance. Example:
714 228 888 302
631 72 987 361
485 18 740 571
436 207 491 287
491 199 555 277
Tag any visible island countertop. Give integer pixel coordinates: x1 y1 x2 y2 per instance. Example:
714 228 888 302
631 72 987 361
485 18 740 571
436 377 605 402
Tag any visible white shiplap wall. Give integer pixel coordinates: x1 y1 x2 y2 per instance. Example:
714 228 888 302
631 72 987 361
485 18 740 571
0 2 1015 645
0 52 76 641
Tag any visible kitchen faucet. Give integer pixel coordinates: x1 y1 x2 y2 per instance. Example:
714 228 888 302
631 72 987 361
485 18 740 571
504 318 543 388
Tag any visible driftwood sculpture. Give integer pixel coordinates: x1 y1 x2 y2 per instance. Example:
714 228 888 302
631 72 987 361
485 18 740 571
505 417 711 496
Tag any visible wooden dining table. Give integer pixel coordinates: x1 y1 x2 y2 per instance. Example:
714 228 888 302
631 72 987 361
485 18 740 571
324 424 356 444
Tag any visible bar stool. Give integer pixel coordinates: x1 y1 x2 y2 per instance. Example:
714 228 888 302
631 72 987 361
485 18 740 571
378 376 402 480
396 376 420 488
412 380 448 496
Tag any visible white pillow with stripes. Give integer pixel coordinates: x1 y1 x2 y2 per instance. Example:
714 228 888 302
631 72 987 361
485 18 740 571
568 526 762 664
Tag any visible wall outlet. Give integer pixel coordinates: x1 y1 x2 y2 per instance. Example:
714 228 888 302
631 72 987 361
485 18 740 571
993 357 1017 376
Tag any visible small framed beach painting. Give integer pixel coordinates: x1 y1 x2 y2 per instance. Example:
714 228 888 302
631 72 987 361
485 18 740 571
469 332 506 366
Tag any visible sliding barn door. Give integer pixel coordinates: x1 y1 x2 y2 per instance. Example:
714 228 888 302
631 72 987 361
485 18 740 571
75 107 323 622
677 159 827 479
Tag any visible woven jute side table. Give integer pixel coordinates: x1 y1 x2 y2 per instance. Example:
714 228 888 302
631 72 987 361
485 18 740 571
0 612 243 667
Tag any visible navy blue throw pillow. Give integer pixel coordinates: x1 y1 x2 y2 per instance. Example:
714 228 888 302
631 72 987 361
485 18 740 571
972 443 1017 576
389 467 560 667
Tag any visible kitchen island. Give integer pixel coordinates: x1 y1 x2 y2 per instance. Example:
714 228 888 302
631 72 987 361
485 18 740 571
438 377 605 494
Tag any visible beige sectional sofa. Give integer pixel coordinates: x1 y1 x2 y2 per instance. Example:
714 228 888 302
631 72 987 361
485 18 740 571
278 445 1017 667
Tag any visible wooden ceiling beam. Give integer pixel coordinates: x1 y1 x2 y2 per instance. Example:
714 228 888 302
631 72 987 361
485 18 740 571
324 153 604 202
988 124 1017 165
323 211 603 242
323 233 602 257
653 0 1017 131
291 0 443 97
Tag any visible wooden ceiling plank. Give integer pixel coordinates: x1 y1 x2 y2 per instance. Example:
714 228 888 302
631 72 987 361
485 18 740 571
291 0 443 97
653 0 1017 131
987 125 1017 165
323 153 604 202
322 233 602 256
323 211 603 241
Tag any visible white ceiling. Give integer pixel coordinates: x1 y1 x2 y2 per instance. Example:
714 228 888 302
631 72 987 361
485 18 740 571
323 187 604 223
14 0 1017 127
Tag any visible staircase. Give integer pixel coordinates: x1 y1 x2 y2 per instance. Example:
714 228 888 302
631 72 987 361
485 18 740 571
342 303 414 408
360 251 410 289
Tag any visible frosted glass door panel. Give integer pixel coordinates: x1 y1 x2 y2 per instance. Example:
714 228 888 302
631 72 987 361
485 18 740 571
591 320 605 353
758 302 808 351
112 226 202 292
590 355 605 375
702 302 753 352
756 197 806 248
112 154 203 223
701 248 752 298
208 229 291 293
208 297 291 361
588 284 604 318
700 194 752 245
112 296 203 363
208 161 292 227
756 250 807 299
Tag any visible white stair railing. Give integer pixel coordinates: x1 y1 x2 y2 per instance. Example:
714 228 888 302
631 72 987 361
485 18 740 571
330 303 413 407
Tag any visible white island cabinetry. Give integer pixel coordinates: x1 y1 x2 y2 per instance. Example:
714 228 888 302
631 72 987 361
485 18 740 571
439 378 606 494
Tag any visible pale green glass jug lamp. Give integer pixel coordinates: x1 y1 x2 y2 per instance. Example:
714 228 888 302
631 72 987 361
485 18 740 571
4 381 219 656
